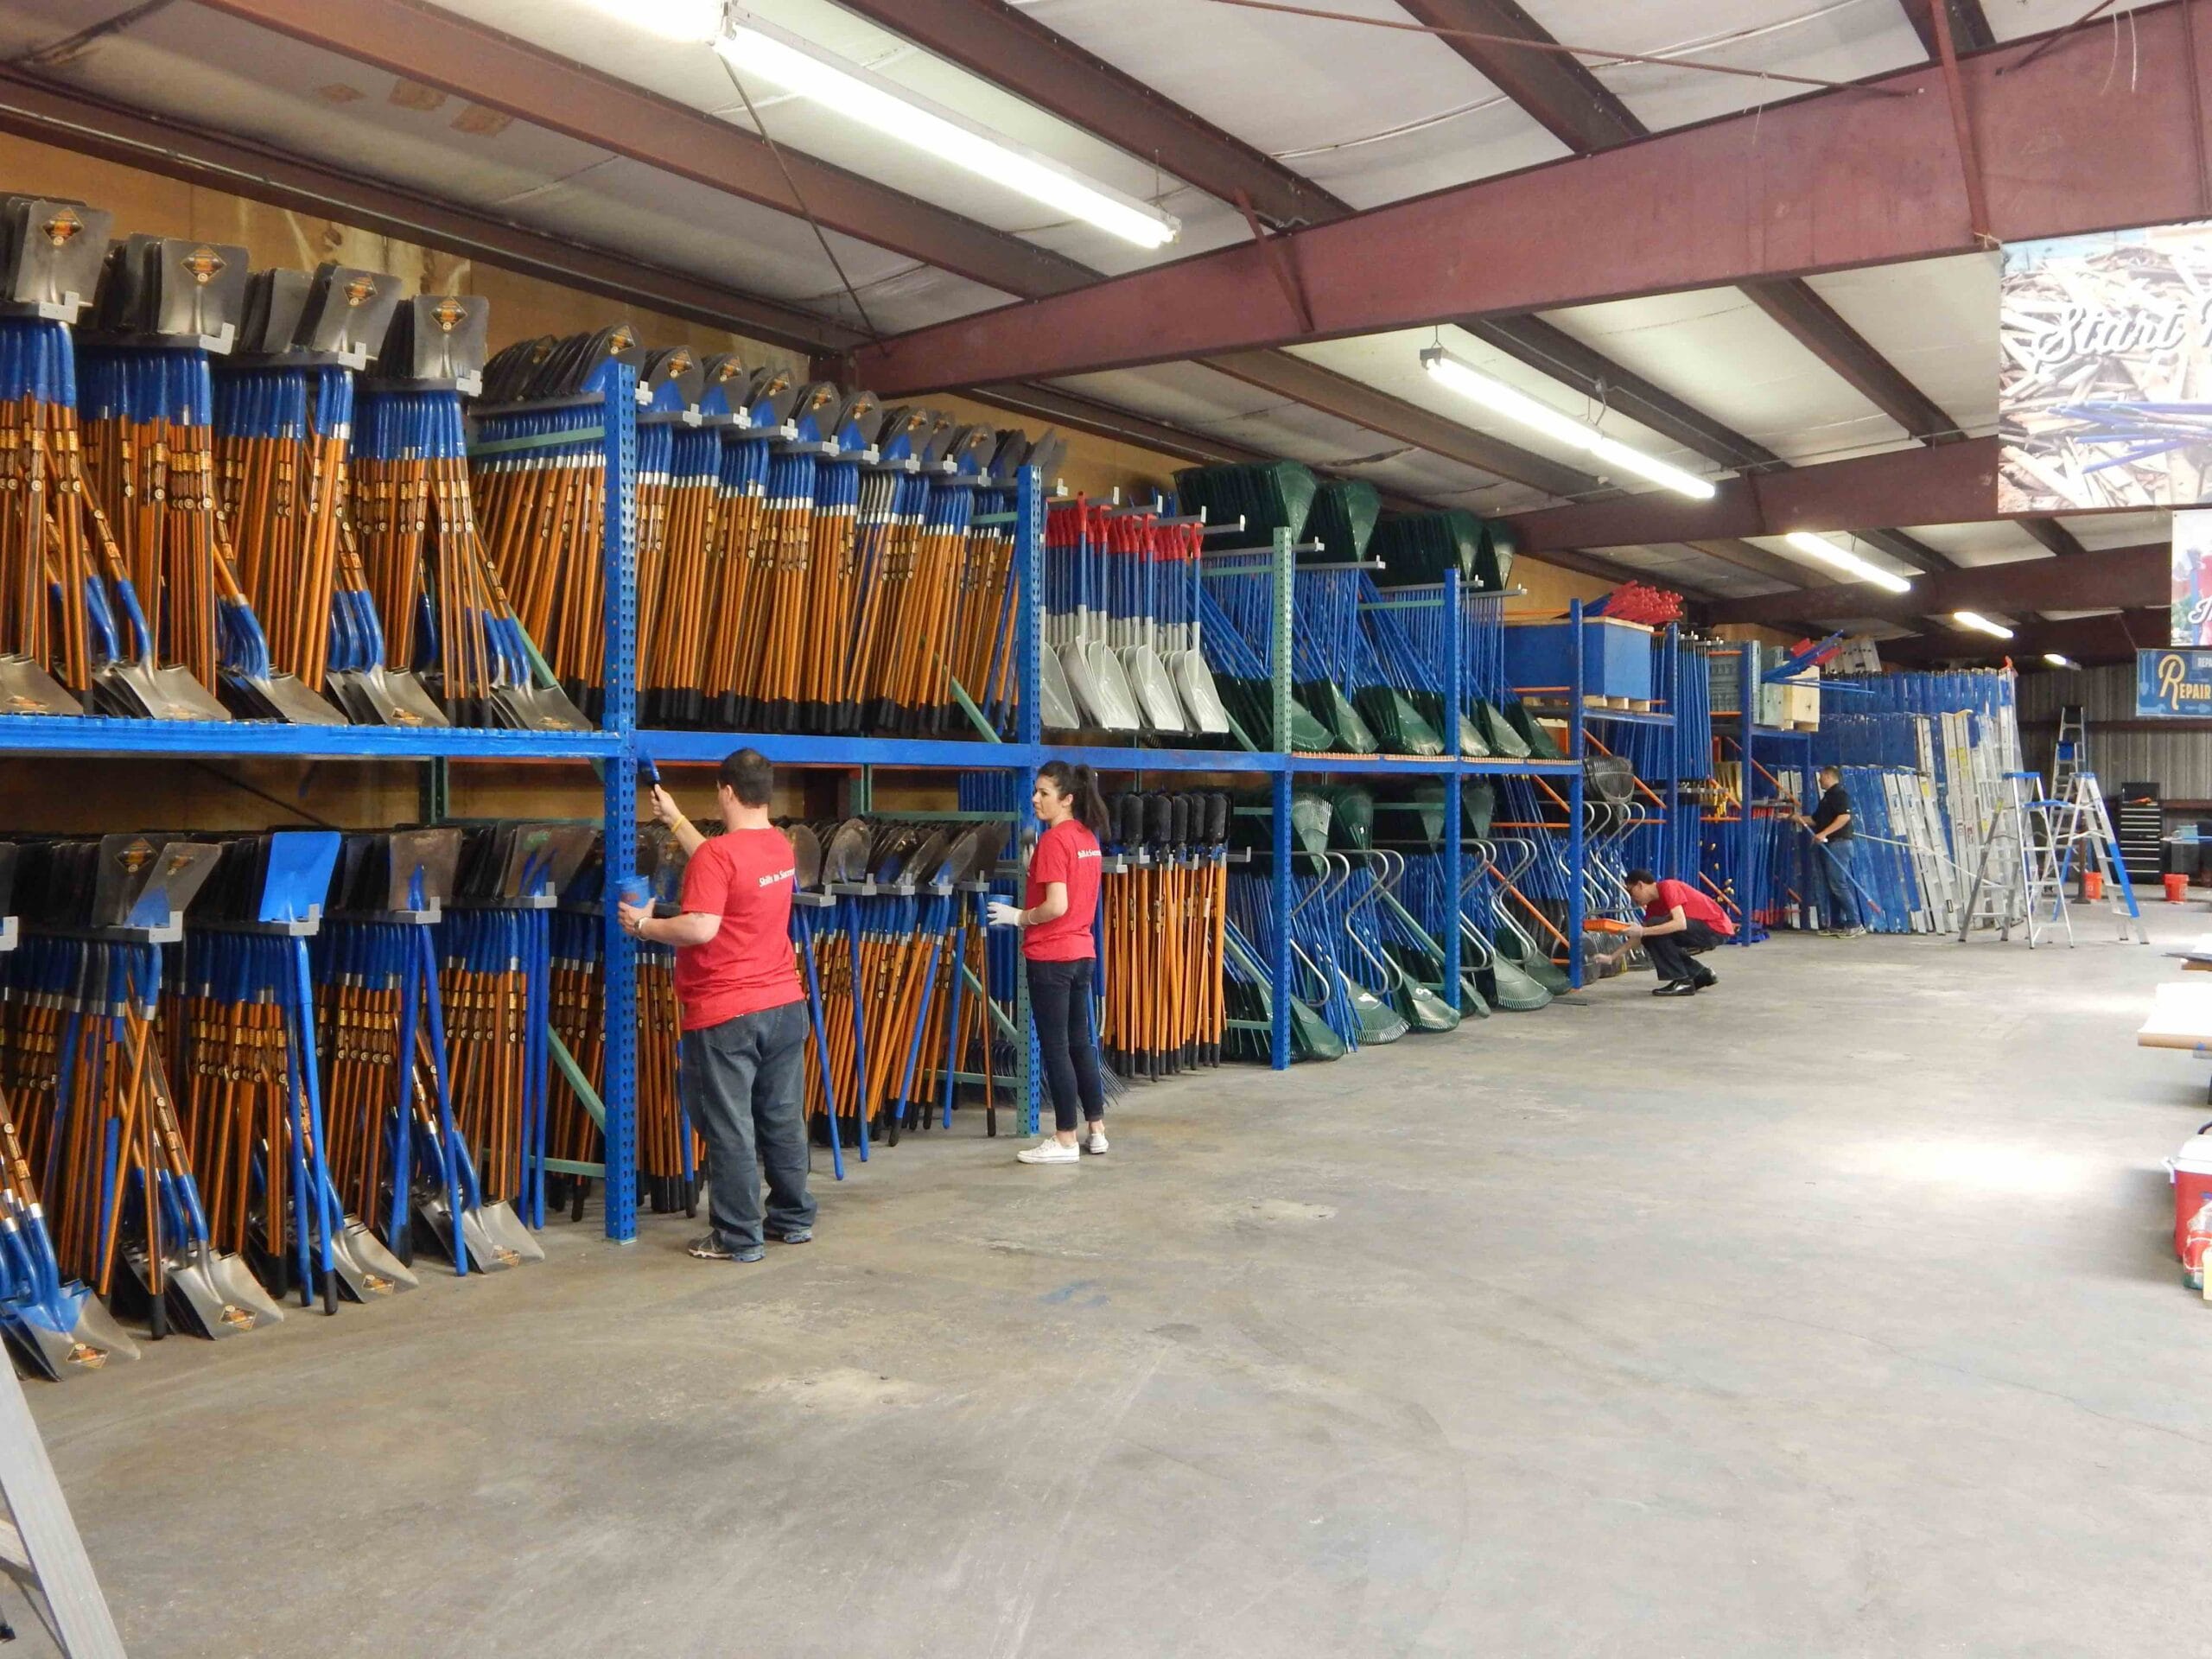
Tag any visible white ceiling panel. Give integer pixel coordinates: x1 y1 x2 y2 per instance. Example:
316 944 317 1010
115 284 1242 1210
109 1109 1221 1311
1802 254 2000 438
1288 326 1710 493
1020 0 1568 209
1979 0 2164 41
1539 286 1910 467
1895 521 2055 567
2061 511 2169 550
1742 532 1922 584
1519 0 1926 134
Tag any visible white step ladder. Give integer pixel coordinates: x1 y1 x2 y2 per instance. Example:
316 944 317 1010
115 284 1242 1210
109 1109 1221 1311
2050 769 2151 944
2051 705 2086 804
1958 772 2072 947
0 1357 125 1654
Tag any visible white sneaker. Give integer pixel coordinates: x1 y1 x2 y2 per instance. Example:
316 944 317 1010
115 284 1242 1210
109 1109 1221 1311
1083 1129 1109 1156
1016 1139 1079 1165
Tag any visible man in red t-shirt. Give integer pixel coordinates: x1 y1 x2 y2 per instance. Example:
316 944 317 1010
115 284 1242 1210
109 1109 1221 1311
1620 868 1732 998
616 748 812 1262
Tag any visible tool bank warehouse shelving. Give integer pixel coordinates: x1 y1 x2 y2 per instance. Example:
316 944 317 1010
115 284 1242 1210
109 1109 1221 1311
0 367 1662 1243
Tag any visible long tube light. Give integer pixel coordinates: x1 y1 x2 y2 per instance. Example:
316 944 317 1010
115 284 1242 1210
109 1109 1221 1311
2043 652 2077 667
1781 531 1913 594
1420 347 1716 499
713 10 1181 249
1953 611 2014 639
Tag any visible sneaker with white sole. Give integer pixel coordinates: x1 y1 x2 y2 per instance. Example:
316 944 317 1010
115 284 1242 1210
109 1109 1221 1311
1083 1129 1109 1155
1016 1139 1080 1165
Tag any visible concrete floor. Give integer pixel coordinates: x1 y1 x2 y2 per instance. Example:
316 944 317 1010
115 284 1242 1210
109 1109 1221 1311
20 910 2212 1656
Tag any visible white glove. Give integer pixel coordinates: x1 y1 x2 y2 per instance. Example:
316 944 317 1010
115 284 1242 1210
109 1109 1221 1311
986 900 1022 928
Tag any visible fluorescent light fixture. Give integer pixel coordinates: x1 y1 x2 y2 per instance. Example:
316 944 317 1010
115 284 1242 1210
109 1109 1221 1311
714 10 1180 249
1953 611 2014 639
1781 531 1914 594
1420 347 1716 499
572 0 726 41
2043 652 2077 668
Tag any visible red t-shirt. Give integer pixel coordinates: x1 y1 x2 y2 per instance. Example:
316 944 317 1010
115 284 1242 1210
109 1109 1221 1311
672 828 804 1031
1023 818 1102 962
1645 877 1735 938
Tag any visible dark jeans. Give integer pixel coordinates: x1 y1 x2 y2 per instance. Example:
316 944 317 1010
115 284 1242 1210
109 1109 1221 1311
1027 957 1104 1134
678 999 816 1252
1646 920 1721 984
1815 836 1866 930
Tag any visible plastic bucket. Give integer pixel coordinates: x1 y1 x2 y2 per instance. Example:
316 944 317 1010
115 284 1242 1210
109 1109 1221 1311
2082 871 2103 902
2165 873 2189 904
2169 1136 2212 1258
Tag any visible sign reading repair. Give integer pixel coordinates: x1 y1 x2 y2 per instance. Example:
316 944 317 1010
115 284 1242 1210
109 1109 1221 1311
2138 647 2212 715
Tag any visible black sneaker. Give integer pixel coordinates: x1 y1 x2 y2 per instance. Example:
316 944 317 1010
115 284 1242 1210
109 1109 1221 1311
1651 980 1698 997
688 1234 764 1262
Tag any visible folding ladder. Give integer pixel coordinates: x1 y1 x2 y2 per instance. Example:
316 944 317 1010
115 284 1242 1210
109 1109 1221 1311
2050 769 2151 944
2051 705 2086 805
0 1357 125 1654
1958 771 2070 947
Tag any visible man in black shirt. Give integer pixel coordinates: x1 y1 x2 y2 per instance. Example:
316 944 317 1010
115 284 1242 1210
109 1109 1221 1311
1798 766 1866 937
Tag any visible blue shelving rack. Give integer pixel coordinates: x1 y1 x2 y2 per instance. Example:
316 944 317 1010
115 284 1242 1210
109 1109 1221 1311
0 366 1641 1238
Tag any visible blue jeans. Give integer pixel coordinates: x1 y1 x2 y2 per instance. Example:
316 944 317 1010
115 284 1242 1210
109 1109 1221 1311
679 1000 816 1251
1816 837 1866 930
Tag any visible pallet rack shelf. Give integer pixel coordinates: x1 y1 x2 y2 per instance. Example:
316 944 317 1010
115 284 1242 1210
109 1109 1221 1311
0 375 1643 1243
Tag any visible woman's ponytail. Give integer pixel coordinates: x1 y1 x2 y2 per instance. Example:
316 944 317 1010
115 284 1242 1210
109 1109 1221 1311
1038 760 1112 837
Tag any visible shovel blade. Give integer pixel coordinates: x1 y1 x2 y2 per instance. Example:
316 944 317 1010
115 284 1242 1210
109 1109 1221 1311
2 1287 139 1379
330 1219 418 1300
330 666 451 728
417 1194 526 1273
93 660 233 722
222 668 348 726
0 655 83 717
129 1246 281 1338
491 683 592 733
474 1199 544 1266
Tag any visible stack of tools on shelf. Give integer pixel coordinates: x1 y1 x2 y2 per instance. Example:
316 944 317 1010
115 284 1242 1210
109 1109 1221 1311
1370 508 1515 594
1174 461 1316 550
171 830 414 1311
1590 582 1687 626
79 233 340 725
354 295 589 730
438 823 594 1242
218 262 446 728
631 352 722 734
692 363 798 727
1224 801 1356 1059
0 832 294 1355
0 197 112 718
1374 557 1510 759
1307 479 1379 568
793 816 1006 1160
1097 791 1230 1081
1489 774 1584 988
316 826 538 1274
0 842 142 1376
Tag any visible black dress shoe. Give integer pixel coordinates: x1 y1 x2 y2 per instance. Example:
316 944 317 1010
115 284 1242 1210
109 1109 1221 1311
1652 980 1698 997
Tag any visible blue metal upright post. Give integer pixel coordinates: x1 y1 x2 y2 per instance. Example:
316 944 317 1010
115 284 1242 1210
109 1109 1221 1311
599 367 639 1243
1441 569 1464 1003
1737 639 1756 945
1269 525 1294 1069
1662 625 1683 880
1014 466 1044 1133
1567 598 1586 988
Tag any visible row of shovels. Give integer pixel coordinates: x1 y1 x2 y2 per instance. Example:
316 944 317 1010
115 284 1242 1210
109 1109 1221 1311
1096 791 1230 1081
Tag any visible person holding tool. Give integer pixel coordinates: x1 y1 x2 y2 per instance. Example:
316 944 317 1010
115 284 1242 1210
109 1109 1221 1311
1616 868 1734 996
1797 765 1868 938
990 761 1110 1166
616 748 815 1262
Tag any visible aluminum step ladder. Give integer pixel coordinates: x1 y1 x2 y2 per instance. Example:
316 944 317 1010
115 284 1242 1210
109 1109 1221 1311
0 1357 125 1654
2051 705 2086 804
1958 771 2071 947
2051 768 2152 944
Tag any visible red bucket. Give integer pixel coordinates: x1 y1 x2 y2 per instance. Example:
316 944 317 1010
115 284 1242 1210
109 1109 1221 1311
2165 873 2190 904
2170 1137 2212 1257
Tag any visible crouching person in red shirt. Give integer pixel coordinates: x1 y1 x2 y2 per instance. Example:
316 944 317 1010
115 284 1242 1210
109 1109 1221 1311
617 748 814 1262
1621 868 1734 998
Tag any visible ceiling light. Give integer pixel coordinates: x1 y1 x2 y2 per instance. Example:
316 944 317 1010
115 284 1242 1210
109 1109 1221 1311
1953 611 2014 639
571 0 726 41
1781 531 1914 594
714 10 1179 249
2043 652 2077 668
1420 348 1716 499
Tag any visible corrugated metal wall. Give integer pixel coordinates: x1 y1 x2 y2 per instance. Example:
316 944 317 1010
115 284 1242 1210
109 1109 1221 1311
2018 665 2212 804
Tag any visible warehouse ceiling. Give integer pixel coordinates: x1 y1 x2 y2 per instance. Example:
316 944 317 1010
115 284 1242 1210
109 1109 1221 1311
0 0 2182 661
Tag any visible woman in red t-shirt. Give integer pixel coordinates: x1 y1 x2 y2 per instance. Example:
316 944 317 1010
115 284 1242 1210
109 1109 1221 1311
988 760 1110 1166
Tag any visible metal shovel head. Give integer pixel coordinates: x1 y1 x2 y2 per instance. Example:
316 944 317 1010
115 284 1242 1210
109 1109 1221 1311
378 667 451 728
223 664 347 726
1167 649 1230 735
0 654 81 716
416 1193 523 1273
474 1198 543 1264
825 819 873 885
1038 646 1081 730
3 1285 139 1379
258 831 342 925
92 655 232 722
330 1218 417 1300
1120 645 1188 734
128 1244 279 1338
789 824 823 892
492 678 593 733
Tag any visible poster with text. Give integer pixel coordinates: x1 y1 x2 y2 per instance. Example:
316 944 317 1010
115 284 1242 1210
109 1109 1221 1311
2176 510 2212 645
2001 222 2212 512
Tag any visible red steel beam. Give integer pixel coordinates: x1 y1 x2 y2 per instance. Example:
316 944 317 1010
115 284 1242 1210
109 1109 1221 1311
1682 539 1835 587
1497 437 2133 551
855 4 2209 391
827 0 1348 228
1883 606 2163 664
2018 517 2091 558
1397 0 1643 152
188 0 1095 301
1707 542 2166 628
0 66 862 352
1738 280 1967 442
1897 0 1999 56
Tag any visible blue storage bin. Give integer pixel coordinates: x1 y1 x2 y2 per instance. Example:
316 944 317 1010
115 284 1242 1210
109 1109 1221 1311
1502 617 1655 702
